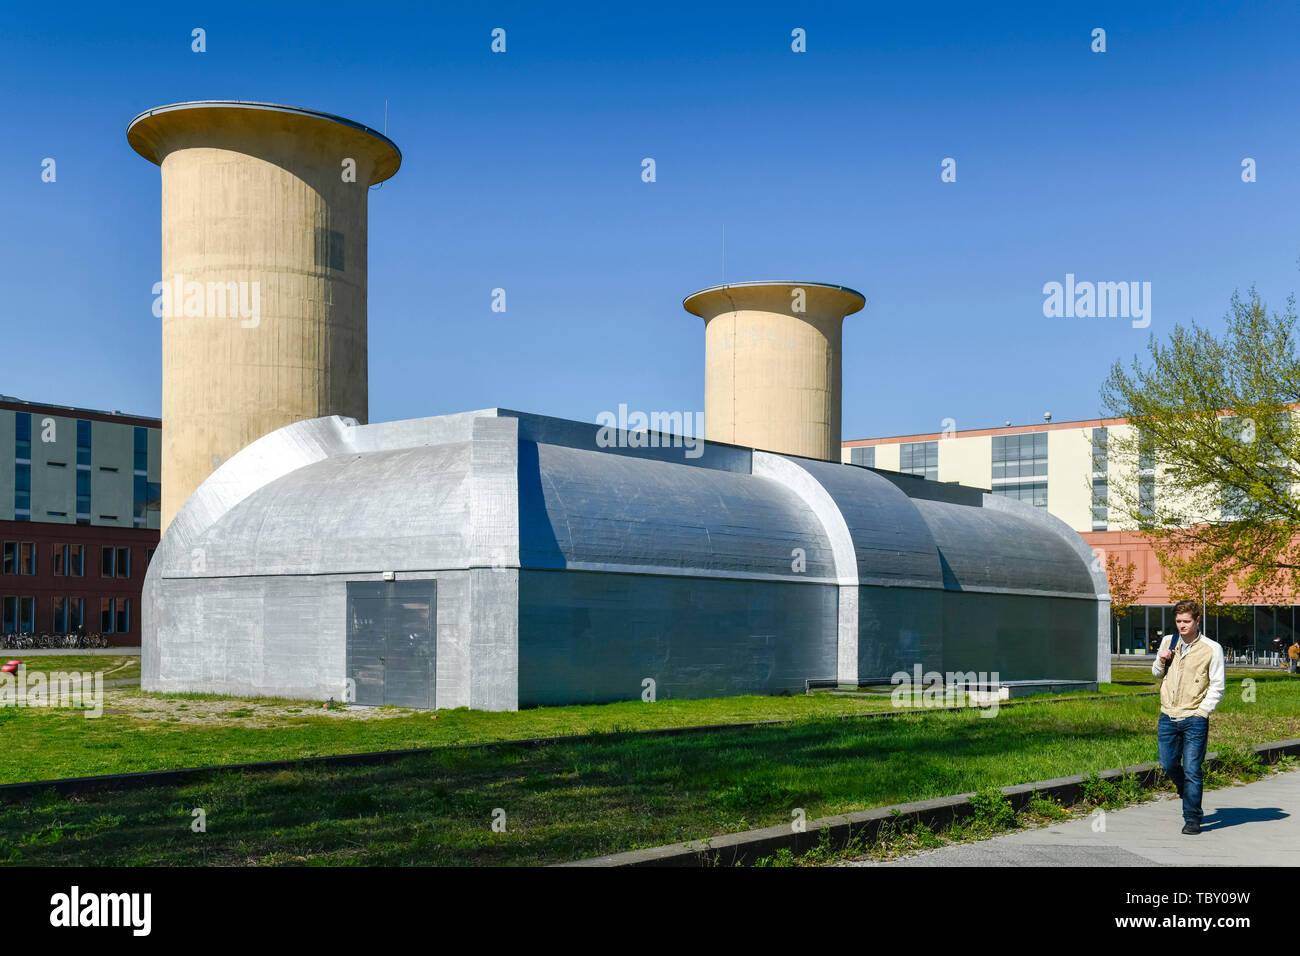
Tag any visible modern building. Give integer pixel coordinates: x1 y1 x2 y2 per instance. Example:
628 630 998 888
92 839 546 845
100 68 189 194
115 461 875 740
0 396 161 645
843 416 1300 658
142 408 1109 708
133 100 1112 710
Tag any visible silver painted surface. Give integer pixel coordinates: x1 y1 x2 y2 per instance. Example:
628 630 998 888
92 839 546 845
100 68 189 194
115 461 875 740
520 441 837 582
145 407 1112 709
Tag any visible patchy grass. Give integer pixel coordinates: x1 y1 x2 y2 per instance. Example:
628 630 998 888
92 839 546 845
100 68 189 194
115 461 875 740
1 675 1296 866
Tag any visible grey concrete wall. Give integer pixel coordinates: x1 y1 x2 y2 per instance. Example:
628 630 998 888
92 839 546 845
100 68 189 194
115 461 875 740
518 569 838 706
29 414 76 523
856 585 944 682
939 590 1100 682
149 569 457 701
89 420 133 526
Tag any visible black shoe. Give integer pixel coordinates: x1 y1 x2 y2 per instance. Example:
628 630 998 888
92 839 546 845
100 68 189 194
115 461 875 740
1182 822 1201 835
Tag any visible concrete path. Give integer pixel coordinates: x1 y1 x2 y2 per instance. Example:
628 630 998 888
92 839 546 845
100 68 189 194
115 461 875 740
849 768 1298 867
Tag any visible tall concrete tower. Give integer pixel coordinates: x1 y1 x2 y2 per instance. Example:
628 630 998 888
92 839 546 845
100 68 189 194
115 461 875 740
128 100 401 530
683 280 865 461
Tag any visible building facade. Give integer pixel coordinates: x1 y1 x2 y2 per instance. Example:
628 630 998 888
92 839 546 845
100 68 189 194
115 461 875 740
0 396 161 645
142 409 1110 710
844 417 1300 659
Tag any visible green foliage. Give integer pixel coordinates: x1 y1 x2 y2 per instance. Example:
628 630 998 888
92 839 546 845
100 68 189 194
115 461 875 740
967 787 1016 830
1100 285 1300 607
1205 746 1264 787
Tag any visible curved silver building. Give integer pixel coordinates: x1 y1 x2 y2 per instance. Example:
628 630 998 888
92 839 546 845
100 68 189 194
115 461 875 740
142 408 1110 710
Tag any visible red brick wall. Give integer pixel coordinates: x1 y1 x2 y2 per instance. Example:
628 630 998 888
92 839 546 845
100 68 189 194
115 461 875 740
0 519 159 646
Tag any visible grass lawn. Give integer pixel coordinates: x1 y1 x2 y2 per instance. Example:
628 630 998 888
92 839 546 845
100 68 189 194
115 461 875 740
1 665 1167 785
1 669 1296 866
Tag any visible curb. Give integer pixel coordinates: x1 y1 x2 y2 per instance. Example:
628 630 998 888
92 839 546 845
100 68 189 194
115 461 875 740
556 738 1300 867
0 690 1157 801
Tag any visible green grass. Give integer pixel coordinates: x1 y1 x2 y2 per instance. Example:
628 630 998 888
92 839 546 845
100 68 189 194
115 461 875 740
1 672 1296 866
753 751 1299 867
0 664 1273 785
0 655 139 680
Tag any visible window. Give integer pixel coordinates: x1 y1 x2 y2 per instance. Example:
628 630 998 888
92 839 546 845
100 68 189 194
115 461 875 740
76 420 91 524
14 412 31 461
992 432 1049 508
146 547 156 567
133 475 160 526
1139 473 1155 519
76 419 91 466
3 593 36 634
5 541 38 576
52 596 66 633
314 227 345 271
849 446 875 467
102 546 130 578
133 426 148 473
1092 477 1108 530
14 462 30 521
1138 430 1155 471
14 414 32 521
68 597 84 631
15 413 32 518
1091 426 1108 475
100 597 130 633
899 441 938 480
52 544 84 576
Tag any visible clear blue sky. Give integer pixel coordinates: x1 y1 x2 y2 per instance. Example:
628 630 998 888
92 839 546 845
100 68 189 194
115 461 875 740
4 0 1298 439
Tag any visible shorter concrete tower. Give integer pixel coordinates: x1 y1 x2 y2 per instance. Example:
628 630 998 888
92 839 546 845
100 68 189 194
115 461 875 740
128 101 401 530
683 281 865 461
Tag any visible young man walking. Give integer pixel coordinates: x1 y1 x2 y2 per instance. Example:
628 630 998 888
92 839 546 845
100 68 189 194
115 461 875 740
1152 600 1226 834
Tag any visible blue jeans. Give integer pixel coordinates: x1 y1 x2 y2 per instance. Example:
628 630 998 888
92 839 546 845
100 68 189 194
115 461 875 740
1157 713 1209 824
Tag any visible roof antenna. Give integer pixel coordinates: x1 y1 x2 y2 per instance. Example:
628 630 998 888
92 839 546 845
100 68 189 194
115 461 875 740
370 100 389 192
722 224 726 284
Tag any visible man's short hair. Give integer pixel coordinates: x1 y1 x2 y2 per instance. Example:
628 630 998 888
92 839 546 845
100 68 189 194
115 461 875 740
1174 599 1202 620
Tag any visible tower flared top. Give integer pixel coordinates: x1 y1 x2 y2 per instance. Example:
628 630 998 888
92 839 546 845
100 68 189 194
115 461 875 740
683 280 866 319
127 100 401 184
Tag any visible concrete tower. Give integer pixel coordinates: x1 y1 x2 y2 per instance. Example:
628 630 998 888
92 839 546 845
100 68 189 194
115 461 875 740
128 101 401 530
683 280 865 461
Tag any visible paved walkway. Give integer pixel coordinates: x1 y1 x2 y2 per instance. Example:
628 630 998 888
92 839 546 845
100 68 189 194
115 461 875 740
850 768 1298 866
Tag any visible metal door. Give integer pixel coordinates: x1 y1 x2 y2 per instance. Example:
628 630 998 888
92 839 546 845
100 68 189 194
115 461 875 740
346 580 436 708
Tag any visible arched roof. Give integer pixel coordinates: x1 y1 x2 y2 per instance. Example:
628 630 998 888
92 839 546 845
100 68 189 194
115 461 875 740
519 442 837 580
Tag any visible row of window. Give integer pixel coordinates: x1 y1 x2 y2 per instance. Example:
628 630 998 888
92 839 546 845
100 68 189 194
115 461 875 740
1 542 152 578
10 413 158 525
848 422 1286 527
1 596 132 634
899 441 938 480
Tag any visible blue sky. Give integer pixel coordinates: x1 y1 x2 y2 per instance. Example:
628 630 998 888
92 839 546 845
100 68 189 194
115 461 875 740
4 0 1299 439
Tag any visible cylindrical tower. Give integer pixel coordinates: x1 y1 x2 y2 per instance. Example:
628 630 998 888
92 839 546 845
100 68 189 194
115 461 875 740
128 100 401 530
683 280 865 461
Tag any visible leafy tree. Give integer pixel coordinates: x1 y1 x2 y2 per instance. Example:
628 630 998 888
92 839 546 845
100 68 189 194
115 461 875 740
1099 286 1300 611
1105 553 1146 650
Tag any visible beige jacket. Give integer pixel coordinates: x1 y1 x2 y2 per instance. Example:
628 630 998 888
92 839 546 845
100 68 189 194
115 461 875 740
1151 633 1225 719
